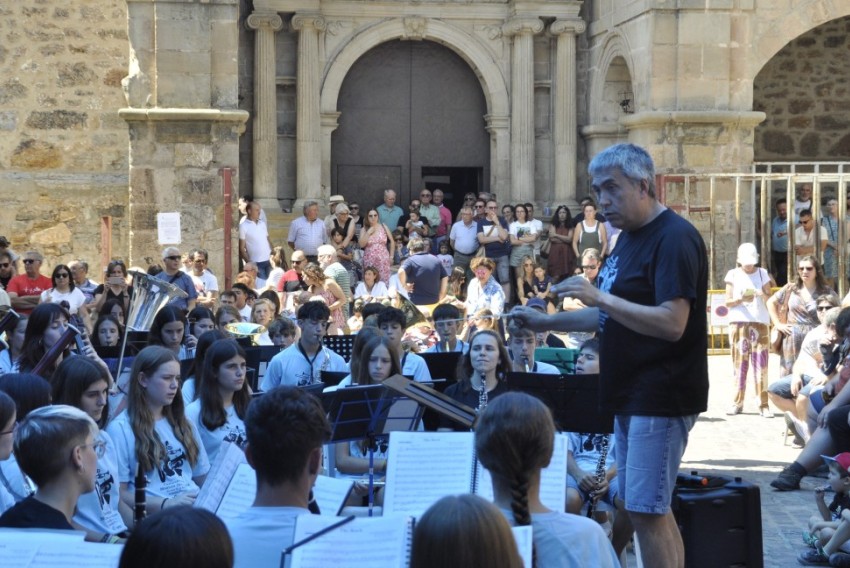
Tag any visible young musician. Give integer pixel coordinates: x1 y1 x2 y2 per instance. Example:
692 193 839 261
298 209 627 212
424 304 468 353
475 392 619 566
120 506 233 568
186 306 216 341
185 339 249 462
180 329 226 405
0 315 27 374
334 335 401 476
107 346 209 511
17 302 72 379
440 330 511 430
52 357 131 540
506 324 560 374
377 307 431 382
412 494 524 568
0 391 16 515
147 306 196 360
225 387 331 568
261 301 347 390
0 405 100 531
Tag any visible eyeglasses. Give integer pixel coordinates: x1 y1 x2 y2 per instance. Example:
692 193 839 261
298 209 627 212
350 206 359 211
23 259 38 264
798 266 815 271
475 205 485 209
77 440 106 459
0 423 16 437
0 263 9 268
292 259 304 265
818 306 833 312
165 256 181 261
55 273 70 279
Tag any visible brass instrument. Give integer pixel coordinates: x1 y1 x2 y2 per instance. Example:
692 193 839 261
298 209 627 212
225 322 267 345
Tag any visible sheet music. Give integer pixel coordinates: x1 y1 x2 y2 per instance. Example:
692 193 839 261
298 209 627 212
512 526 534 568
0 541 121 568
473 462 494 502
0 544 37 568
215 463 257 523
383 431 476 517
194 441 248 512
539 434 568 513
312 475 354 516
289 515 412 568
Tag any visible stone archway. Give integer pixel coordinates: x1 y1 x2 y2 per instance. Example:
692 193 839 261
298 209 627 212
319 18 511 196
583 33 634 158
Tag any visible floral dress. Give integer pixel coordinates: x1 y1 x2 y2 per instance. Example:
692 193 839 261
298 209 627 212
363 225 392 284
774 284 827 376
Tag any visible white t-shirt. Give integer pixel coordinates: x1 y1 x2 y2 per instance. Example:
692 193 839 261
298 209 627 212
723 267 771 325
529 218 544 254
354 281 389 300
191 269 219 295
185 401 247 463
0 350 13 375
509 221 538 240
239 218 272 263
73 430 127 534
424 339 468 354
567 432 616 474
226 506 308 568
261 342 348 390
0 453 32 503
107 414 210 498
39 287 86 315
400 351 432 382
181 378 197 406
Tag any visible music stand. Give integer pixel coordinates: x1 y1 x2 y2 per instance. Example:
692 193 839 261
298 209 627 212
322 334 356 361
243 345 283 389
383 375 477 430
322 384 423 516
321 371 349 387
505 372 614 434
418 352 461 387
534 347 580 375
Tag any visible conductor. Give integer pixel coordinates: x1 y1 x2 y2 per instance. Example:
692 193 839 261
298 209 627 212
510 143 708 568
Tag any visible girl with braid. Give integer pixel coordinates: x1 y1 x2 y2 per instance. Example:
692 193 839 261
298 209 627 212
475 392 619 567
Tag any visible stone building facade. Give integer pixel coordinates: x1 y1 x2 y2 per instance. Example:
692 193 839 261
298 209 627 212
2 0 850 285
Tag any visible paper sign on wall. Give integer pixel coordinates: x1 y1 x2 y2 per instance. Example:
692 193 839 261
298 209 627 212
157 212 181 245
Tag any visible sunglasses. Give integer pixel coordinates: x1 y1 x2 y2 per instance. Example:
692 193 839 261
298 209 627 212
292 260 304 265
818 306 832 312
0 263 9 268
23 259 38 264
798 266 815 271
55 273 70 279
165 255 181 261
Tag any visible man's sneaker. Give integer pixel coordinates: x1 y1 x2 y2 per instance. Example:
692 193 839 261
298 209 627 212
798 545 830 565
726 404 742 416
830 552 850 567
771 466 803 491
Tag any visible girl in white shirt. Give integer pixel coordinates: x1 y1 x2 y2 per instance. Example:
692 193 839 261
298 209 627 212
185 339 249 463
107 346 209 512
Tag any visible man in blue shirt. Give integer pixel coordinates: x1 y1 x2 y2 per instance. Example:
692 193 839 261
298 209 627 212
772 198 789 286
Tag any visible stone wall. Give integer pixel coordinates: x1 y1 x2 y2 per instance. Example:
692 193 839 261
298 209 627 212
754 16 850 160
0 1 130 273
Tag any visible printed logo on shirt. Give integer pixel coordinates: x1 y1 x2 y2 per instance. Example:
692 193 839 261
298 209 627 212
96 467 115 509
157 440 187 482
223 425 247 449
597 255 618 330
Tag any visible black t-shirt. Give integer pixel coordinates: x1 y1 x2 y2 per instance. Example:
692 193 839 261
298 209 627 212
397 215 431 238
595 209 708 416
401 253 448 305
0 496 74 530
477 217 511 258
0 275 10 290
546 334 567 348
440 380 509 430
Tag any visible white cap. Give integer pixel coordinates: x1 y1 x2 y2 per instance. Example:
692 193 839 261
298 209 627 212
737 243 759 266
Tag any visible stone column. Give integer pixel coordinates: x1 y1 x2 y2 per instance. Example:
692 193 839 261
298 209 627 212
550 19 585 204
292 13 325 203
503 17 543 203
246 12 284 211
485 114 511 199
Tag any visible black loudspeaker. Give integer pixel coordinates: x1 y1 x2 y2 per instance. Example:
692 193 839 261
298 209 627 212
672 473 763 568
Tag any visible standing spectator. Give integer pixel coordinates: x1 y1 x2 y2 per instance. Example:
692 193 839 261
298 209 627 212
501 204 515 225
724 243 774 417
323 195 346 236
302 263 347 335
432 189 453 253
40 264 86 315
573 202 608 260
329 203 356 248
6 251 52 316
359 208 395 284
477 200 511 302
0 251 14 290
189 249 219 309
417 189 442 237
265 246 288 292
399 238 448 308
822 198 840 290
508 204 538 293
795 182 813 225
287 200 327 263
525 203 544 260
277 250 308 312
238 194 266 224
93 260 132 317
456 193 477 221
349 202 363 236
239 201 273 281
473 199 488 222
68 260 99 306
795 209 827 265
377 189 404 230
450 207 479 278
154 247 197 312
318 245 352 318
398 199 431 238
772 199 790 286
547 205 576 278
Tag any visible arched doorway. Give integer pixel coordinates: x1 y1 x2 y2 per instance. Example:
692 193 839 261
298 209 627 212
331 40 489 211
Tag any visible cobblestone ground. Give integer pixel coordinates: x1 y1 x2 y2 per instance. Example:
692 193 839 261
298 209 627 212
672 354 813 568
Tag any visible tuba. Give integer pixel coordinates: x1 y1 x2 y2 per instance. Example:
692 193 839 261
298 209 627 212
125 270 189 331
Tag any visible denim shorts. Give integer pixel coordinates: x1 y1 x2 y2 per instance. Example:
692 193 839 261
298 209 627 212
567 474 620 507
768 374 814 399
615 414 698 514
494 254 511 284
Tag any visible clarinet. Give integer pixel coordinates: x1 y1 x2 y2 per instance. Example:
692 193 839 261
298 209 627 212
134 464 147 524
586 434 610 518
476 372 488 412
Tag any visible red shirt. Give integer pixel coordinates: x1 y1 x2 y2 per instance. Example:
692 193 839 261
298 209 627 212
6 274 52 315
